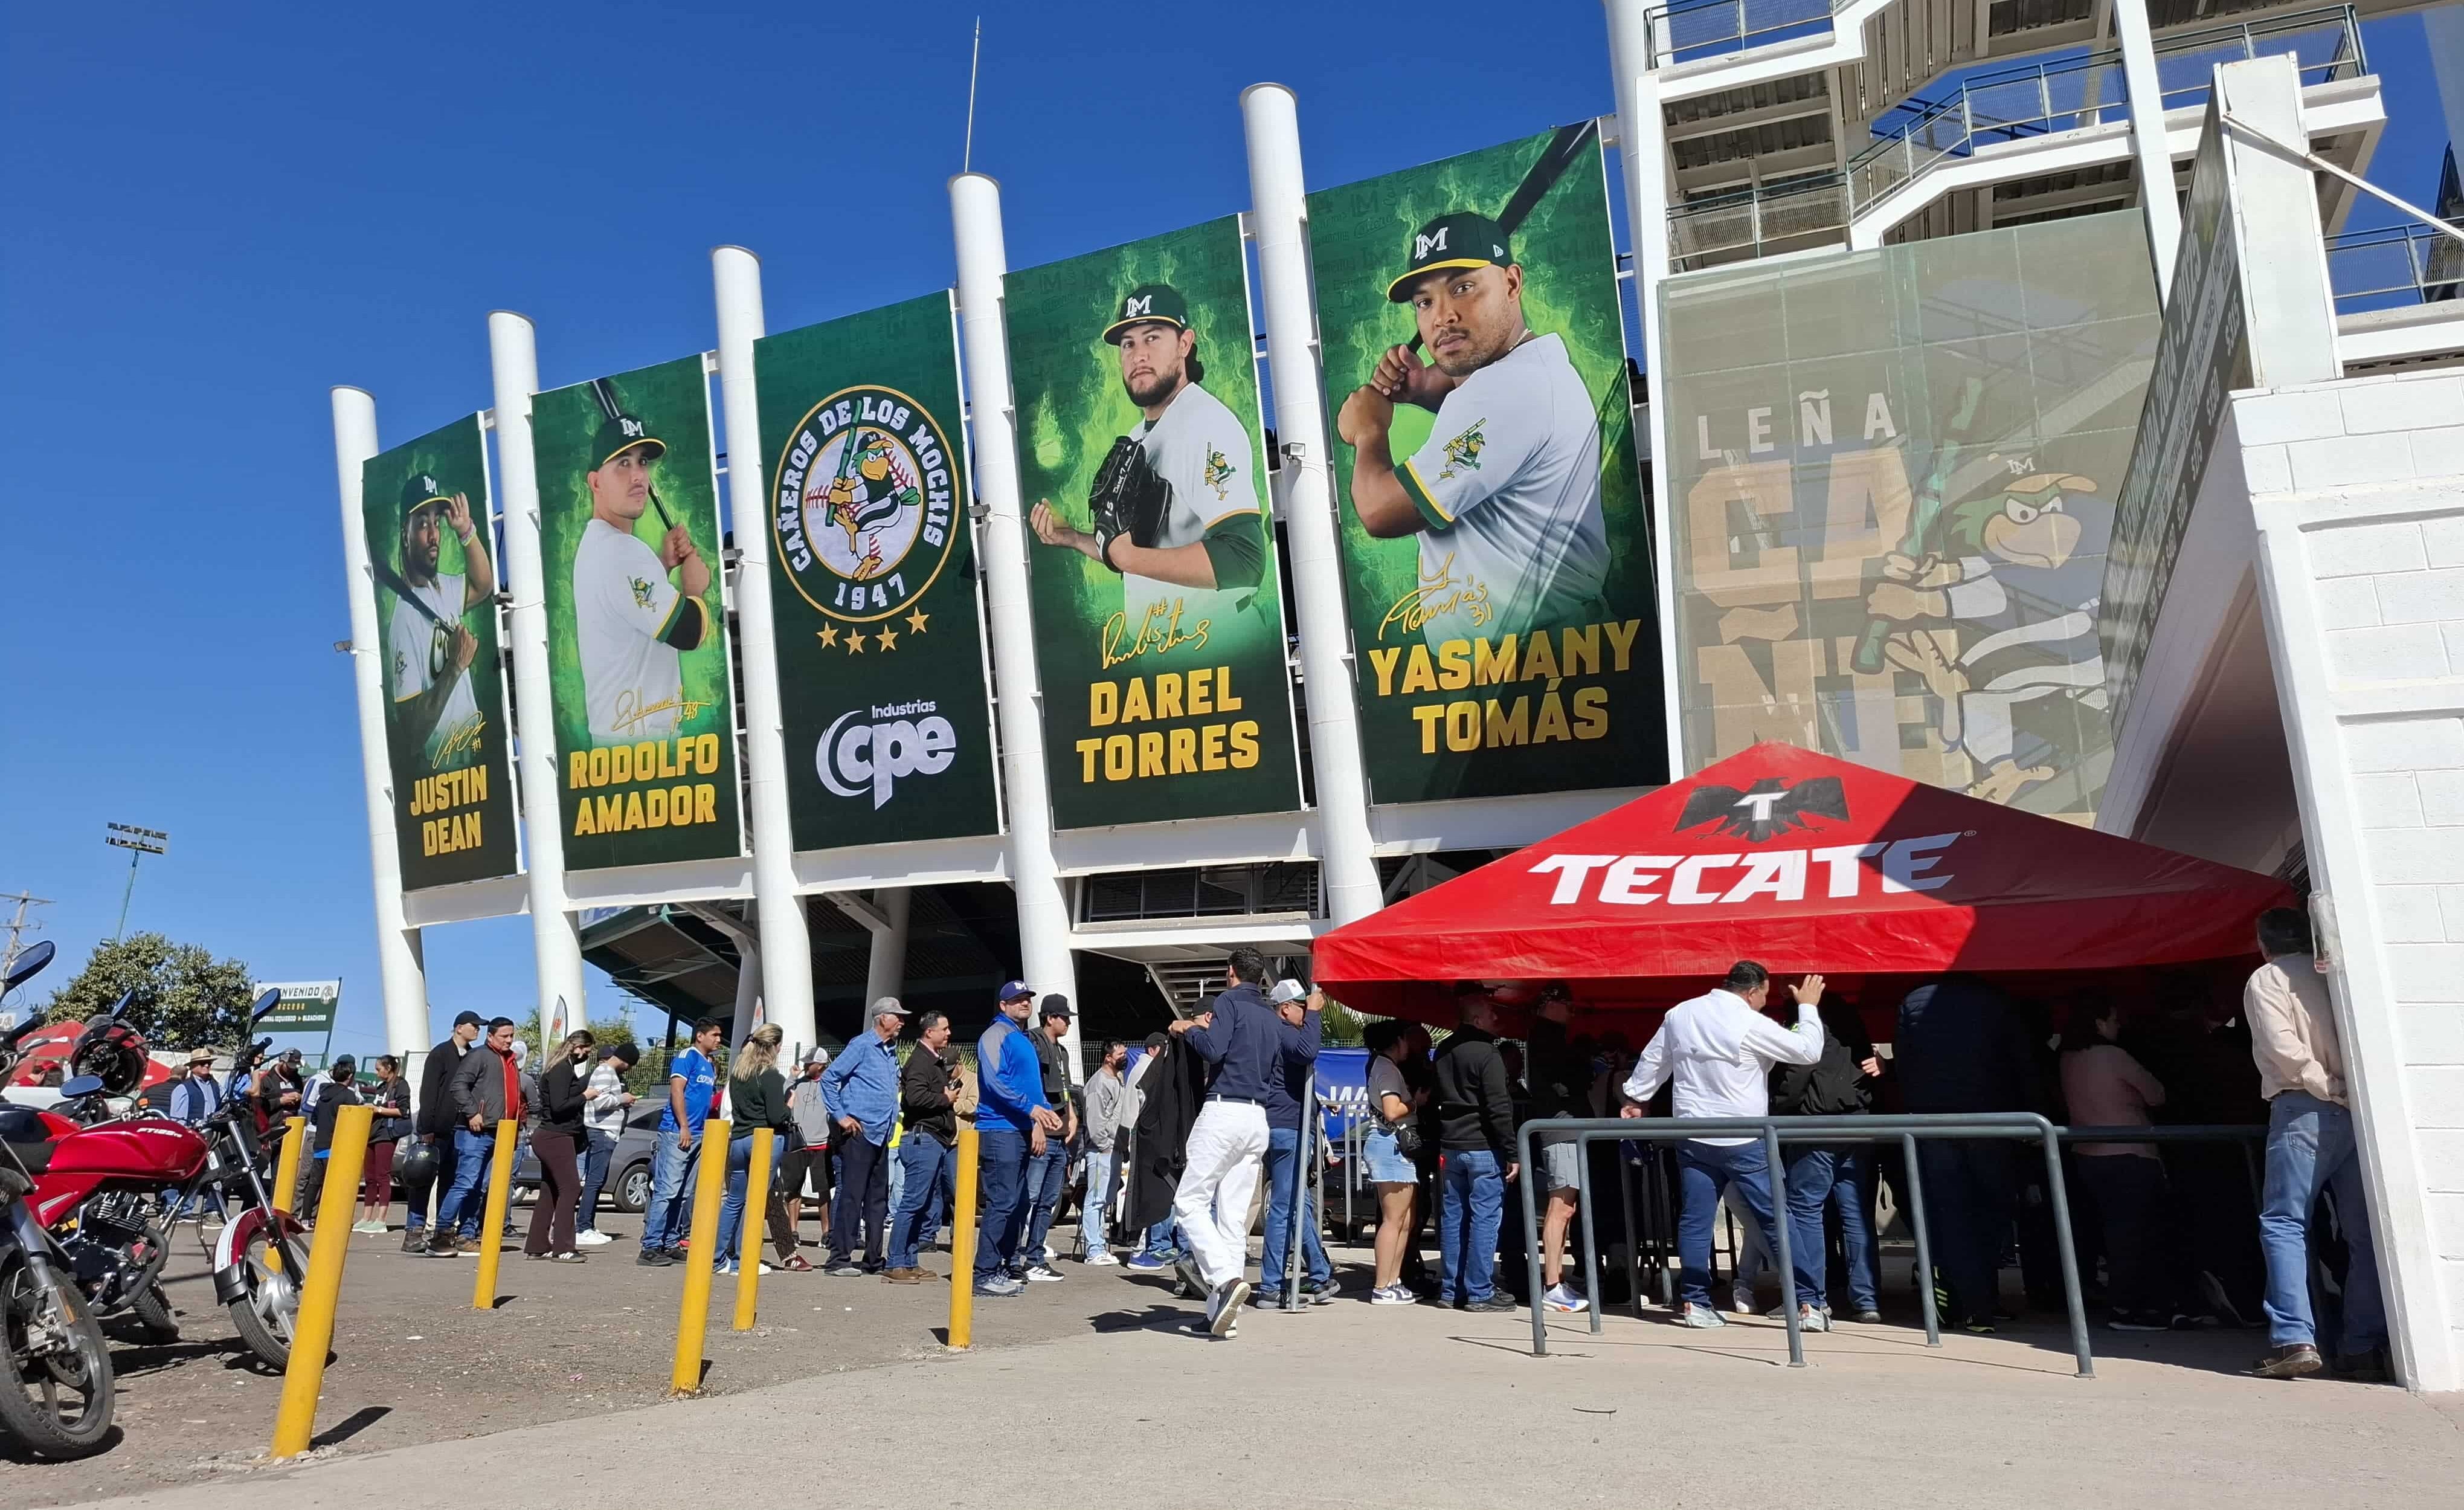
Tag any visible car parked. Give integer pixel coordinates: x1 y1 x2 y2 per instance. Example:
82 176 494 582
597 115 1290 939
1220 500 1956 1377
508 1100 664 1212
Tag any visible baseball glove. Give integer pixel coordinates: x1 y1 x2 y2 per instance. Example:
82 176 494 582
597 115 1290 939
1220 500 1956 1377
1087 434 1169 572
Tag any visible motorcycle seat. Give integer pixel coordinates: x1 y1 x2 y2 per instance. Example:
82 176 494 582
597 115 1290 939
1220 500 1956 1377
2 1140 51 1176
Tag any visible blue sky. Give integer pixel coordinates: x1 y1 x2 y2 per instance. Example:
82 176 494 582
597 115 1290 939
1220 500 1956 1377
1 2 2450 1056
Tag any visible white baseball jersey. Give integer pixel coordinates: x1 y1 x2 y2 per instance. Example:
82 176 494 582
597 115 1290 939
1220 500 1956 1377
1398 332 1609 646
1124 381 1264 633
387 573 482 769
573 517 689 743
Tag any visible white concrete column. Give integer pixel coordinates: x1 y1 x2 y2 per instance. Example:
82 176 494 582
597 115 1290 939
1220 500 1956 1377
485 312 590 1029
948 173 1082 1064
863 888 910 1008
1601 1 1687 776
1238 84 1382 929
331 387 434 1067
731 941 764 1046
710 247 818 1054
2114 0 2184 300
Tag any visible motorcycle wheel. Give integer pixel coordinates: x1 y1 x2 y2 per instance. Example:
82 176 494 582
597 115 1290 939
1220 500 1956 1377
130 1281 179 1343
0 1254 115 1459
226 1225 301 1371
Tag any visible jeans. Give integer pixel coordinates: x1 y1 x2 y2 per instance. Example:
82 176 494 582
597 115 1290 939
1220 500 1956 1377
1021 1140 1069 1268
641 1126 701 1255
974 1129 1032 1280
1916 1140 2016 1324
1676 1138 1818 1311
577 1128 617 1234
405 1134 455 1234
1080 1149 1118 1257
715 1134 758 1263
2258 1091 2386 1354
830 1136 890 1267
886 1136 909 1223
1438 1148 1505 1305
1139 1214 1184 1259
1261 1126 1331 1294
1786 1146 1878 1312
435 1128 496 1239
888 1134 955 1271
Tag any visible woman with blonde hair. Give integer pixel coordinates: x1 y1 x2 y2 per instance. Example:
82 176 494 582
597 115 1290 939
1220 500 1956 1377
524 1028 596 1262
717 1024 803 1274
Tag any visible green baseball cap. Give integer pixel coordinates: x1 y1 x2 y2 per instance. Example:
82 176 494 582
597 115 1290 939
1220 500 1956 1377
591 410 666 473
1388 211 1513 302
1103 283 1190 343
399 470 454 523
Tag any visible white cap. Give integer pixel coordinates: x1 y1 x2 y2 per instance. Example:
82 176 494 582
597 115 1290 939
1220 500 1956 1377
1269 979 1308 1005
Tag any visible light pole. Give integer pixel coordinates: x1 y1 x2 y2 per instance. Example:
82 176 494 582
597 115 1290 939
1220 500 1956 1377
103 823 168 943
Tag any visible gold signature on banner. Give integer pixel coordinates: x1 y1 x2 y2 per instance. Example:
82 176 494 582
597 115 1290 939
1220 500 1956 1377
1100 600 1212 671
432 715 487 768
1377 554 1491 642
611 691 715 733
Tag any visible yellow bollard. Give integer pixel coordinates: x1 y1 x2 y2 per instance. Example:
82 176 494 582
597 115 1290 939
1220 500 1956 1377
470 1118 519 1311
947 1125 980 1351
667 1118 732 1396
270 1104 373 1459
732 1128 773 1332
266 1115 307 1274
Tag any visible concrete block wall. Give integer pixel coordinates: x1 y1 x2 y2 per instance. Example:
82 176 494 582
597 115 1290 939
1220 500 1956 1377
2238 369 2464 1390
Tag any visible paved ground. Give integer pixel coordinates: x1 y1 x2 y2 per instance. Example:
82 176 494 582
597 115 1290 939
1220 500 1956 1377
5 1214 2457 1509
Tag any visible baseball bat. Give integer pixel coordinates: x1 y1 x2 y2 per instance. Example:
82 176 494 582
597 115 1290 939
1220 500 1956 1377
588 377 676 529
1850 376 1986 675
1406 118 1601 356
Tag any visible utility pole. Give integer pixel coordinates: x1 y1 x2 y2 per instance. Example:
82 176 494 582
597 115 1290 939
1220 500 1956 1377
0 892 52 990
103 824 169 943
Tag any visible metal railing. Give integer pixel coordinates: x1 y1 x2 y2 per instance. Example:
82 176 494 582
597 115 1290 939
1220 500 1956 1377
1667 7 2364 267
1648 0 1842 68
2323 223 2464 311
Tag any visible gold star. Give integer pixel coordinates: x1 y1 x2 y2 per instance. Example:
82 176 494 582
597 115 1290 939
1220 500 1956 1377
906 608 930 634
846 631 867 654
817 625 838 648
875 625 899 651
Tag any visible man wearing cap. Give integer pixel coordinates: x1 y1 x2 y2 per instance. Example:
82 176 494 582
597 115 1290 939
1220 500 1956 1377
973 981 1063 1297
1028 282 1270 637
407 1010 484 1252
886 1010 960 1282
1172 948 1320 1337
169 1049 226 1218
388 476 496 766
1018 995 1081 1283
1255 981 1336 1310
1333 213 1610 647
784 1047 834 1246
820 996 908 1275
571 404 709 743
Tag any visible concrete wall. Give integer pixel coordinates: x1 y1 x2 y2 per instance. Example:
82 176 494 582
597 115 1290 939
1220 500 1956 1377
2239 367 2464 1390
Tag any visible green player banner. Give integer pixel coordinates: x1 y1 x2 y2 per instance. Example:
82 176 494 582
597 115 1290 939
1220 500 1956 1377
532 355 744 870
1006 216 1304 828
757 292 1000 850
1312 123 1666 803
361 415 521 888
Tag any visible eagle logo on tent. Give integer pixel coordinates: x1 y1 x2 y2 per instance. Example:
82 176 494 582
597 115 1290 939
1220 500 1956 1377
1676 776 1849 843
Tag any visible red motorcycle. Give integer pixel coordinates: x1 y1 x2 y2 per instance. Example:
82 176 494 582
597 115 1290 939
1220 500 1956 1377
2 986 305 1372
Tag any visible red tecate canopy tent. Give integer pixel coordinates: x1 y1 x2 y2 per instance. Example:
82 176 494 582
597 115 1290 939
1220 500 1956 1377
1314 742 2294 1033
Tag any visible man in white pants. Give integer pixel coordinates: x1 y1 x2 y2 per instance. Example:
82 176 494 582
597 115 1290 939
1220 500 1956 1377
1170 947 1319 1337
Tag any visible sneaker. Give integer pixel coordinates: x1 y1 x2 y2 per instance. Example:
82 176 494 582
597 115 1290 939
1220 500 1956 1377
2250 1343 2323 1378
1208 1279 1251 1336
424 1236 462 1257
825 1261 866 1277
1082 1251 1119 1266
1302 1276 1341 1306
1728 1287 1758 1317
1251 1289 1289 1311
1543 1283 1589 1314
1853 1308 1883 1326
1461 1294 1516 1314
545 1251 586 1264
1370 1283 1415 1306
1123 1253 1166 1273
637 1249 674 1268
574 1230 613 1248
973 1273 1024 1298
400 1230 426 1253
1797 1305 1831 1333
718 1260 777 1276
1022 1263 1064 1283
884 1267 924 1285
350 1219 385 1235
2109 1309 2172 1333
1680 1303 1727 1328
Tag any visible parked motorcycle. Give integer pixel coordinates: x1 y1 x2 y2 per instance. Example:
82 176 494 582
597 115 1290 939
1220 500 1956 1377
0 941 116 1459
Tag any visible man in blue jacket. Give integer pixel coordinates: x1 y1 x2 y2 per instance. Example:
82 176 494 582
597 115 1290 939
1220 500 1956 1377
1172 947 1320 1337
974 980 1061 1297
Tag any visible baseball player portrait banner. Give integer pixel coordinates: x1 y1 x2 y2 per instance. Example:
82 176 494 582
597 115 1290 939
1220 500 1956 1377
756 291 1001 850
1006 215 1304 828
531 353 745 870
1656 210 2158 822
359 415 521 889
1313 124 1666 805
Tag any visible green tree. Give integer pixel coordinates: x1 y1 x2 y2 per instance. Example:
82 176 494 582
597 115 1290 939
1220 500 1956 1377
47 932 254 1052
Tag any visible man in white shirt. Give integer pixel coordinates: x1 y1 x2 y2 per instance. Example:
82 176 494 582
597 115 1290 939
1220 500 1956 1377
387 478 495 767
576 1044 637 1246
2244 906 2385 1380
1621 960 1829 1329
571 410 711 743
